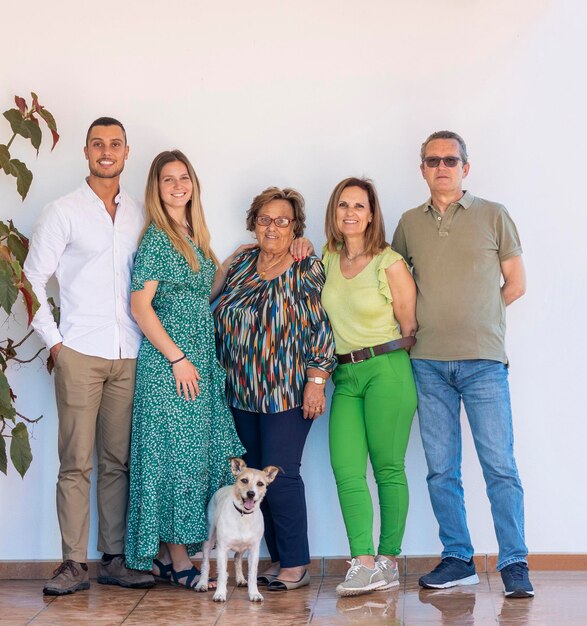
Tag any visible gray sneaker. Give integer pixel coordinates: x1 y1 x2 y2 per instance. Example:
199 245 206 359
43 560 90 596
336 558 387 597
375 556 400 590
97 555 155 588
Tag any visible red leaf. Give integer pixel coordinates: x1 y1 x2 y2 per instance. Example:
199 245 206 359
19 285 35 325
14 96 26 115
49 128 60 151
29 113 40 126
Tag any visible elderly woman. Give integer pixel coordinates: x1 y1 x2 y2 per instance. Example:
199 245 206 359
214 187 336 591
321 177 418 597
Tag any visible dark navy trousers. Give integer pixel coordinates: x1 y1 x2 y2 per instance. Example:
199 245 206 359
231 406 312 568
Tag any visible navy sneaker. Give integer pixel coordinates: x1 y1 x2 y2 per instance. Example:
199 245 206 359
500 562 534 598
419 557 480 589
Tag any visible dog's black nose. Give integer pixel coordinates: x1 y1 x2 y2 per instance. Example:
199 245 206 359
246 491 255 499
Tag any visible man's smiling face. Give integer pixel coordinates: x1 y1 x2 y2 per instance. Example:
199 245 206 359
84 125 129 179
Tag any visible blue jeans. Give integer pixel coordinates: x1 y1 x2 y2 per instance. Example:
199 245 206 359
411 359 528 571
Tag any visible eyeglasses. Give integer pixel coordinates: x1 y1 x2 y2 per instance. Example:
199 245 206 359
255 215 295 228
422 156 462 168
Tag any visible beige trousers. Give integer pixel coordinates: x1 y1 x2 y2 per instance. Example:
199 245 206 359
54 346 136 562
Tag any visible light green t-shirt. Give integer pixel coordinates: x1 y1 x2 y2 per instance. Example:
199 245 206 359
321 246 406 354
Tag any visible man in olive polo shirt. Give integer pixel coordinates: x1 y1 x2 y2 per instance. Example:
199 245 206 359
392 130 533 598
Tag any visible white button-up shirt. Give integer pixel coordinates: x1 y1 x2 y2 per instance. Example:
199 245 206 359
24 180 145 359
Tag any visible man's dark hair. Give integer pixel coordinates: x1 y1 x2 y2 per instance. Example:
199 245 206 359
86 117 127 145
420 130 468 164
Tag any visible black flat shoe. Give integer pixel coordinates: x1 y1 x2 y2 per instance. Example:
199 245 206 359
267 570 310 591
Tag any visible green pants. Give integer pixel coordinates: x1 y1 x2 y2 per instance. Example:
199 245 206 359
329 349 417 557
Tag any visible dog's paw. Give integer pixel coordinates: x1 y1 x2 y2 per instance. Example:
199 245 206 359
213 590 227 602
194 581 208 593
249 591 264 602
236 577 247 587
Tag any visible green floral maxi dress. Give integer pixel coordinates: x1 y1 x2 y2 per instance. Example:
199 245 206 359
125 224 245 571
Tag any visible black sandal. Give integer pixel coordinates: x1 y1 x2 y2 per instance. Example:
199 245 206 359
152 558 173 582
170 565 201 590
170 565 217 590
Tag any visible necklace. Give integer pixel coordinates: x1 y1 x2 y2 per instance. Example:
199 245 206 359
257 251 290 278
344 246 366 264
171 216 192 236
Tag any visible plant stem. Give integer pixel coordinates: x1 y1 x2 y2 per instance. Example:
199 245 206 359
10 348 44 364
15 412 42 424
5 132 17 151
10 329 36 349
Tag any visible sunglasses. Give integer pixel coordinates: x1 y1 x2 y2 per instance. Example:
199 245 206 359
422 156 462 168
255 215 295 228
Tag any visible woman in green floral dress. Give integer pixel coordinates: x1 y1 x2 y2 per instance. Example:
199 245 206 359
125 150 245 589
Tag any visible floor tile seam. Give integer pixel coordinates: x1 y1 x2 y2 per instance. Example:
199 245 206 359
119 588 150 625
25 589 57 625
212 583 230 620
309 576 326 623
482 572 501 624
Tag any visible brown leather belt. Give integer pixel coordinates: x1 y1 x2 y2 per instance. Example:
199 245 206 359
337 336 416 365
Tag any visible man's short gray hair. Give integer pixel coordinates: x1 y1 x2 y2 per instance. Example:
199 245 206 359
420 131 468 164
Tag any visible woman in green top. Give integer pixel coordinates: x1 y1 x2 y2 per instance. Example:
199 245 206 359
321 177 418 597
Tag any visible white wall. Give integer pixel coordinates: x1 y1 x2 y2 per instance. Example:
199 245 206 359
1 0 586 561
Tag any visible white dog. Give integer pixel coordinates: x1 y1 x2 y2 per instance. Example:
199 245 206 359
196 457 279 602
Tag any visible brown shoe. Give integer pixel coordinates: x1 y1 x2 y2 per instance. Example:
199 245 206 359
97 555 155 588
43 560 90 596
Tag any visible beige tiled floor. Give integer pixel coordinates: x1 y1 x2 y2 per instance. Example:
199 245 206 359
0 571 584 625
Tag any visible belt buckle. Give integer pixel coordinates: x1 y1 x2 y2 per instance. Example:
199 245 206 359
350 350 364 364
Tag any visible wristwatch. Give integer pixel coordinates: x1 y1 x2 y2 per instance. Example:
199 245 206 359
307 376 327 385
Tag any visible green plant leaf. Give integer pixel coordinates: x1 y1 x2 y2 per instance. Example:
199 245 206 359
47 296 60 325
10 422 32 478
0 144 10 173
23 120 42 153
3 108 26 136
0 370 16 421
7 233 27 267
8 220 29 247
0 259 19 314
37 109 60 150
7 234 27 267
3 110 42 155
0 435 7 475
7 159 33 200
10 259 22 281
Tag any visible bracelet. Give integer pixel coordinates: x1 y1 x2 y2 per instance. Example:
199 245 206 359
170 354 186 366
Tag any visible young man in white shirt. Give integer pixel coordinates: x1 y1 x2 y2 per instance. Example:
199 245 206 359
25 117 154 595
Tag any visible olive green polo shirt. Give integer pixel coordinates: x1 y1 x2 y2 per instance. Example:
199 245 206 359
391 191 522 364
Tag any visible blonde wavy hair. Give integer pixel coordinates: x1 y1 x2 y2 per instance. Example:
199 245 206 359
143 150 218 271
324 177 387 255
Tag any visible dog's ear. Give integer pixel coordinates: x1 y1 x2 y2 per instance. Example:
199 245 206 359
263 465 280 484
230 457 247 476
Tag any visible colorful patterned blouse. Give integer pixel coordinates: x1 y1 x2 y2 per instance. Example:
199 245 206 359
214 249 336 414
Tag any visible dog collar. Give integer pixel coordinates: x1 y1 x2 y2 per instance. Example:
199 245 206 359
233 502 255 516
